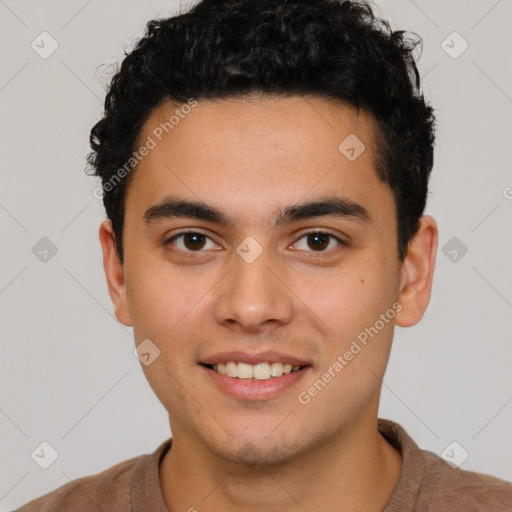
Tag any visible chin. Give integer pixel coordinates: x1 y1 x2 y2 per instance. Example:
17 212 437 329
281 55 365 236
204 428 312 468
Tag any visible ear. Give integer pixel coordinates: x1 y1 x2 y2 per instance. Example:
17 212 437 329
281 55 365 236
395 215 438 327
98 219 133 326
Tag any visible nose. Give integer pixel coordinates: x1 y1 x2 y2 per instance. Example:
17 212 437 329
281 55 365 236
214 243 294 333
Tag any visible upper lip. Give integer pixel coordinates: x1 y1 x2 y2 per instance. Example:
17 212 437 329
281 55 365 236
200 351 310 367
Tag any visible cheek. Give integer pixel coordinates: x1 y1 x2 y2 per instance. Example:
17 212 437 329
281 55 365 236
124 249 216 340
297 262 397 339
139 353 204 424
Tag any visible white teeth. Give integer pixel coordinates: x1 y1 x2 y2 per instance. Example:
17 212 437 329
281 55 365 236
225 361 237 377
253 362 271 380
270 362 283 377
237 362 254 379
211 361 304 380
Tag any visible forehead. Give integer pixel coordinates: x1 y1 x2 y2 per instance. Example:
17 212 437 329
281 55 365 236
125 94 392 227
140 94 378 162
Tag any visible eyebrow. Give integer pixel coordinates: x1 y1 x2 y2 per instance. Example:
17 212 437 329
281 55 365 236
143 194 371 228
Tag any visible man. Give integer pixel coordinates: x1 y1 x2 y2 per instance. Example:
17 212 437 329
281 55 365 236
15 0 512 510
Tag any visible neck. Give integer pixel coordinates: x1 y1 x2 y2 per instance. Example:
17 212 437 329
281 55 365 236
159 414 402 512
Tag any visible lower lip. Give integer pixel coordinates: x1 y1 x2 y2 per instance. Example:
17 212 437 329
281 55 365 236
200 364 310 401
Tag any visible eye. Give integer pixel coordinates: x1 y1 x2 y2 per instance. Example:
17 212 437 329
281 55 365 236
165 229 345 255
166 231 218 252
292 231 345 253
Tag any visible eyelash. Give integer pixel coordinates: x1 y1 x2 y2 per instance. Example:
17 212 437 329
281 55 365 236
164 229 346 256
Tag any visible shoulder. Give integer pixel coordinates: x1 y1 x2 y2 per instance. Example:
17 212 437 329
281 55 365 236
13 453 146 512
378 418 512 512
418 449 512 510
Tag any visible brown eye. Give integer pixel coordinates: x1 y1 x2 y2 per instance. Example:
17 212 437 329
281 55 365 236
166 231 216 252
306 232 330 251
183 233 207 250
294 231 344 253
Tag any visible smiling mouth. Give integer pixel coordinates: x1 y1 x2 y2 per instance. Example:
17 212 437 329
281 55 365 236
201 362 308 381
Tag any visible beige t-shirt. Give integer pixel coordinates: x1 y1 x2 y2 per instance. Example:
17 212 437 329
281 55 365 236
14 418 512 511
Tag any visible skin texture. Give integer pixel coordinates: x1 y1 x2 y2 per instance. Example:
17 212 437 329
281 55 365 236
99 94 438 511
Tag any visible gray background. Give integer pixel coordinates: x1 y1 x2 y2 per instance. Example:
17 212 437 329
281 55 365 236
0 0 511 509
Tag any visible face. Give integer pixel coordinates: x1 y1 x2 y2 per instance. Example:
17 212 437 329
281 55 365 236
100 94 434 466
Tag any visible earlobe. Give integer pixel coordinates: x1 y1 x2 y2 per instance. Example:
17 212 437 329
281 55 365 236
395 215 438 327
98 219 133 326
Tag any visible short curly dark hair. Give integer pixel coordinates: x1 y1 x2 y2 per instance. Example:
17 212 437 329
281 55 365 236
86 0 435 263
